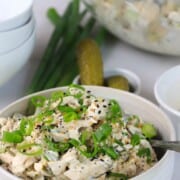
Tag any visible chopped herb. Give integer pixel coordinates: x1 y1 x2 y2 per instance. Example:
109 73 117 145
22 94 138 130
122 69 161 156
115 139 124 146
102 146 119 160
137 148 151 163
106 99 123 122
94 123 112 142
70 135 99 158
107 172 128 180
44 137 71 153
80 130 91 145
131 134 141 146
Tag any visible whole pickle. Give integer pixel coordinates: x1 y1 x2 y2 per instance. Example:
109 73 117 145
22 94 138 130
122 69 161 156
76 38 103 85
107 75 129 91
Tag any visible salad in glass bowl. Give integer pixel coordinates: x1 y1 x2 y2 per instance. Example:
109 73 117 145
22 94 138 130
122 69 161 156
83 0 180 55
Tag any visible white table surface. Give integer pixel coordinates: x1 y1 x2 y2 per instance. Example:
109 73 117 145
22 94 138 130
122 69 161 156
0 0 180 179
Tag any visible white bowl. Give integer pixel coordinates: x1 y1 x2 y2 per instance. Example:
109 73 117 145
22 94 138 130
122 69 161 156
154 65 180 138
0 0 33 32
0 86 175 180
0 28 36 86
73 68 141 94
0 16 35 55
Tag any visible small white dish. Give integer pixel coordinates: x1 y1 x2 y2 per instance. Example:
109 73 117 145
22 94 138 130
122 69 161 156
0 16 35 55
154 65 180 138
73 68 141 94
0 86 175 180
0 27 36 86
0 0 33 31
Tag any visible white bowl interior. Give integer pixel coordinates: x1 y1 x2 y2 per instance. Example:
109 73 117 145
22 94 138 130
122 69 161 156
0 16 35 54
0 86 175 180
0 0 33 22
0 27 35 86
154 65 180 117
73 68 141 94
104 68 141 94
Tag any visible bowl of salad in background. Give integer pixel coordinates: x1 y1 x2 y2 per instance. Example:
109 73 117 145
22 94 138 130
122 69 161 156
0 85 175 180
83 0 180 56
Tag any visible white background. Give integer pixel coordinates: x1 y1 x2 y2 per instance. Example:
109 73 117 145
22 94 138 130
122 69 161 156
0 0 179 179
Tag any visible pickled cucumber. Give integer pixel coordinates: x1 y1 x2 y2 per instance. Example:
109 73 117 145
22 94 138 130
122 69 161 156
107 75 129 91
76 38 103 85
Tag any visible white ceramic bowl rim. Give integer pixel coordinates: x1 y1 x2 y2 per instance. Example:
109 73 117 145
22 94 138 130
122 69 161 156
154 65 180 117
0 0 33 23
0 86 176 179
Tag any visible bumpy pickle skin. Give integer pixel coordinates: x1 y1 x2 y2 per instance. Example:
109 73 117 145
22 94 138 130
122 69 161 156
107 75 129 91
76 38 104 85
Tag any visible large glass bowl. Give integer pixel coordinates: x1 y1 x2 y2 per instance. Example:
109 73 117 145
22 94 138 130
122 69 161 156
83 0 180 56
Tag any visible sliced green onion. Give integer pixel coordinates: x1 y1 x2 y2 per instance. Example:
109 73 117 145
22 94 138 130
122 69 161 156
68 84 85 99
69 84 85 91
58 105 75 112
31 96 46 107
17 143 43 156
50 91 64 102
142 123 157 139
36 110 54 122
2 130 23 143
63 111 79 122
44 117 54 125
20 118 34 136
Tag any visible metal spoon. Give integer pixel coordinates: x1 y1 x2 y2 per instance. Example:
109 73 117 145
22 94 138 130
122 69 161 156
151 140 180 152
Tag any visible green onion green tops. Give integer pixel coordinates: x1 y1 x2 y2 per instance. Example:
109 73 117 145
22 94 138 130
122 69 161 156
0 85 157 179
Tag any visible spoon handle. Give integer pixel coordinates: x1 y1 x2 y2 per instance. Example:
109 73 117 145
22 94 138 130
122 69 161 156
151 140 180 152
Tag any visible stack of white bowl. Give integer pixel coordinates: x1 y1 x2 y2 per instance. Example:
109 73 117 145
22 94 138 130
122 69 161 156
0 0 35 86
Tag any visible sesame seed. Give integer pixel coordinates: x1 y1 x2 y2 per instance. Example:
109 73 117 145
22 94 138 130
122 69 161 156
96 104 100 108
98 110 101 114
103 105 107 108
87 90 91 93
